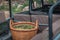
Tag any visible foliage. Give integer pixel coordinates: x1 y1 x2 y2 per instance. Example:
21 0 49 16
0 0 56 13
21 0 29 9
13 24 34 29
12 3 23 14
12 0 29 14
34 0 54 5
0 4 9 11
48 0 54 4
0 0 29 13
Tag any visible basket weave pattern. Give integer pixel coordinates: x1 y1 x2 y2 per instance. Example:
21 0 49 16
10 20 38 40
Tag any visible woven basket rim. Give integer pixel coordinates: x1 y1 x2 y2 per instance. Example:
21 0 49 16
10 22 38 31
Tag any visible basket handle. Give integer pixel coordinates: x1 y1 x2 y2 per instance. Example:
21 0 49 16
10 19 14 27
36 20 38 27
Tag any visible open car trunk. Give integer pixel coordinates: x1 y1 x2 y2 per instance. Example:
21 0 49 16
14 14 60 40
0 13 60 40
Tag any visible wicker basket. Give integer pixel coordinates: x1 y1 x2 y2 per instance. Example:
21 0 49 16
10 20 38 40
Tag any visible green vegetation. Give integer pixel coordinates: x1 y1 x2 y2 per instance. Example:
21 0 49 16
13 24 34 29
0 0 57 13
0 0 29 13
11 3 23 14
12 0 29 14
48 0 54 4
0 4 9 11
